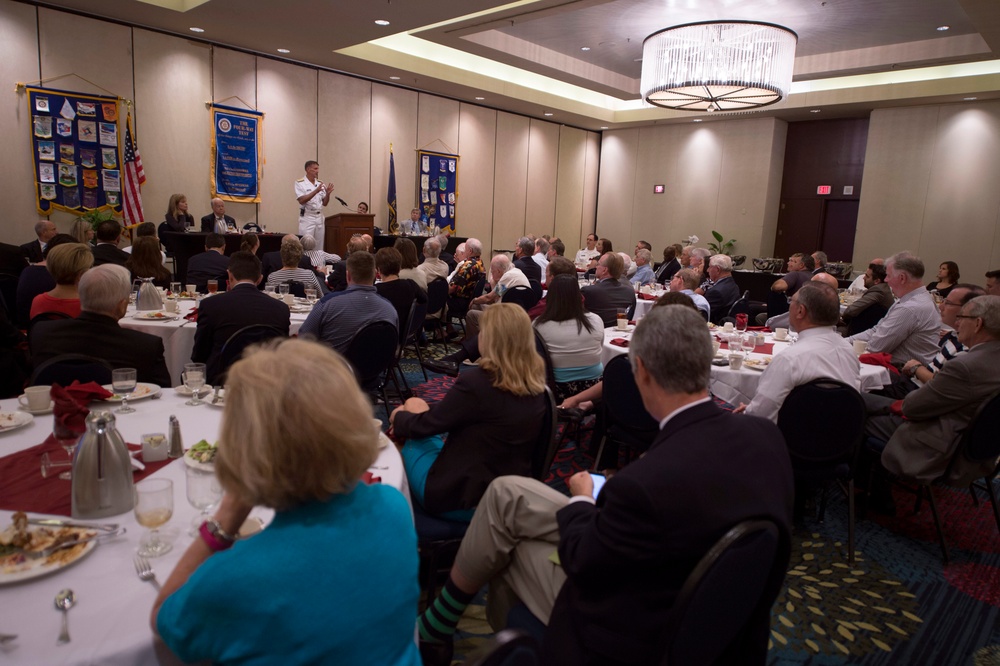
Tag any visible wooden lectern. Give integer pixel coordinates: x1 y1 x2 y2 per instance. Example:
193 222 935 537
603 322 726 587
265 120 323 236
324 213 374 254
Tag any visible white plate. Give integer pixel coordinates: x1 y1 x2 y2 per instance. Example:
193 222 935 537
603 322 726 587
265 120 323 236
132 311 179 321
0 411 34 433
183 453 215 472
100 383 161 402
0 527 98 584
174 385 213 397
17 399 54 415
743 358 772 372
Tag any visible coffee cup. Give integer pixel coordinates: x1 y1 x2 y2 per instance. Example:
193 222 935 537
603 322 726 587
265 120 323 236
186 284 197 295
141 433 169 462
616 308 628 331
728 354 744 371
712 340 721 356
19 385 51 411
283 293 295 306
853 340 868 356
774 327 788 341
164 299 178 313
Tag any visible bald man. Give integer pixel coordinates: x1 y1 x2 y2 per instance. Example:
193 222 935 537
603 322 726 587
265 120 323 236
200 198 238 234
765 272 840 331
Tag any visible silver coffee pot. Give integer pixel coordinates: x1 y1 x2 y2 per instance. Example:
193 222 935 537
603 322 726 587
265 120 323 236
135 277 162 311
71 411 135 519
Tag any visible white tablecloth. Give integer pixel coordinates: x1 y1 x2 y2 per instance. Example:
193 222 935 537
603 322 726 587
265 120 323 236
119 298 309 387
0 390 408 665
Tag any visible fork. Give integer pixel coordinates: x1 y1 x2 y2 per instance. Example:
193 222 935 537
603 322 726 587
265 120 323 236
133 555 160 590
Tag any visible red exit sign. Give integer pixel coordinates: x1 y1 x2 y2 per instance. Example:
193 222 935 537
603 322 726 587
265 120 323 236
817 185 832 195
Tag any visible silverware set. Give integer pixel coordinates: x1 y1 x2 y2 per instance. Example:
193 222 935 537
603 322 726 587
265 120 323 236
134 554 160 590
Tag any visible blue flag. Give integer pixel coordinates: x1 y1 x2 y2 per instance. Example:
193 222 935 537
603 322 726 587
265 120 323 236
387 149 398 234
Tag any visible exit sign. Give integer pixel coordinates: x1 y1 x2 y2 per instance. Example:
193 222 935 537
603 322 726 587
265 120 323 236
817 185 832 195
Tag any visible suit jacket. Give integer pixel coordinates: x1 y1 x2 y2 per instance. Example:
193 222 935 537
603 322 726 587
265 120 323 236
582 278 637 327
92 243 130 268
30 311 172 387
653 258 680 284
185 251 230 289
191 283 291 383
261 251 313 284
543 401 794 665
704 275 741 324
20 239 43 264
326 259 349 292
200 214 237 233
514 255 541 284
882 340 1000 486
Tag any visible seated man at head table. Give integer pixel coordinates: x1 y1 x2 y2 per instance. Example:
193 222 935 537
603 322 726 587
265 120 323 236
191 251 291 385
734 282 860 422
200 197 238 234
91 219 131 268
581 251 636 328
415 305 794 666
29 264 171 387
185 233 230 292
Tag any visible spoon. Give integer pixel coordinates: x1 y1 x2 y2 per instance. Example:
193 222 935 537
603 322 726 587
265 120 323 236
55 589 75 645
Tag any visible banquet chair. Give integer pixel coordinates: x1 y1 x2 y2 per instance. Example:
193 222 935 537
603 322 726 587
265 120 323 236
534 331 589 447
503 285 539 312
423 278 450 350
777 378 865 563
396 299 429 386
279 280 307 298
217 324 287 384
27 310 72 339
591 355 659 471
727 290 753 319
464 629 540 666
343 320 400 419
662 519 789 666
30 353 113 387
846 304 889 336
0 273 19 327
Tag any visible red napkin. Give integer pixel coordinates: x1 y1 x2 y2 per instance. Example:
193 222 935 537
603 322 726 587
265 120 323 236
184 308 199 322
859 352 900 375
638 293 658 301
361 471 382 485
610 338 629 348
748 326 770 332
51 383 92 440
60 381 113 405
735 313 748 328
889 400 907 418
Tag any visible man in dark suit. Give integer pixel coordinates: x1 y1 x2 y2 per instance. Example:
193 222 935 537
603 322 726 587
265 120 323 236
513 236 541 284
653 243 682 284
20 219 57 264
186 233 230 290
200 198 238 233
191 251 290 384
91 220 130 267
261 233 314 284
581 251 636 327
415 305 794 665
323 236 368 294
30 264 171 387
703 254 741 324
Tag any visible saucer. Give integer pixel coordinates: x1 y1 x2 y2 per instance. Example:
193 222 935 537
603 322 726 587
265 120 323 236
18 400 54 415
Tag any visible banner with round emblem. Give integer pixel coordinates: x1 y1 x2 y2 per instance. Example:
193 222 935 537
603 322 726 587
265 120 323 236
210 104 264 203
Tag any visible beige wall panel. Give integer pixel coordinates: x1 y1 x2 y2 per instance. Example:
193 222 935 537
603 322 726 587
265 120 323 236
256 58 317 233
370 84 418 234
319 72 371 215
554 126 587 250
416 93 460 157
133 30 212 231
525 120 560 241
595 129 638 247
671 125 725 246
630 125 681 253
580 131 601 248
492 112 530 245
855 106 939 266
212 48 256 110
456 103 497 249
1 0 41 242
759 120 788 258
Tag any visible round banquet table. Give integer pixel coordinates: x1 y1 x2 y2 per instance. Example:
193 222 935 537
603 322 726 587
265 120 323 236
0 390 408 665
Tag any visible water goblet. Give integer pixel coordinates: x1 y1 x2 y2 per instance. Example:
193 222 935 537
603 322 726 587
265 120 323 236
735 313 748 334
278 284 290 297
183 363 207 405
304 288 317 304
169 281 181 297
185 466 223 535
741 333 757 357
134 478 174 558
264 285 276 297
40 452 72 479
111 368 138 414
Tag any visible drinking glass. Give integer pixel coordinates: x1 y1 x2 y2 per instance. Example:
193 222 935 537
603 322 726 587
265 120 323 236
111 368 137 414
278 284 290 297
207 279 218 294
134 478 173 557
264 285 276 296
741 333 757 357
735 313 748 334
185 466 223 535
183 363 207 405
40 452 72 479
169 281 181 297
304 288 317 304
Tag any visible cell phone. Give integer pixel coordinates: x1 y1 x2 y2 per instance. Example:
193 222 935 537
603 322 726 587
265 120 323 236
712 358 730 366
589 472 607 500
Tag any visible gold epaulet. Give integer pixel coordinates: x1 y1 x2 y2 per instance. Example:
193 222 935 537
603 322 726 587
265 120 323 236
296 178 306 182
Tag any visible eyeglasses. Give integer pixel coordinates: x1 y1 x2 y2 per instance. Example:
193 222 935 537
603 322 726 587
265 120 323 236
941 300 963 308
954 314 980 321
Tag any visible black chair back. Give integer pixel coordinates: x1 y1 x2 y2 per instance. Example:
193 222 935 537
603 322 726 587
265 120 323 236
343 320 399 392
218 324 287 382
847 304 889 336
662 520 789 665
464 629 540 666
503 285 539 311
30 353 113 387
471 275 488 299
603 355 659 435
0 274 19 328
527 279 543 303
402 298 428 349
530 387 559 481
533 330 558 396
425 278 449 319
727 290 752 318
960 390 1000 466
27 311 72 339
766 290 789 319
777 378 865 467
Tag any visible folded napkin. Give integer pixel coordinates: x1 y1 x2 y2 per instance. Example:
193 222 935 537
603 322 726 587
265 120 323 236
638 293 658 301
859 352 900 375
610 338 629 348
184 308 199 322
361 471 382 485
889 399 907 418
735 313 748 329
51 383 92 441
748 326 770 332
58 380 113 406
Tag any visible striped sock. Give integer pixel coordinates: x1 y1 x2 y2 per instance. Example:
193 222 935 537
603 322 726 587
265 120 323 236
418 578 475 643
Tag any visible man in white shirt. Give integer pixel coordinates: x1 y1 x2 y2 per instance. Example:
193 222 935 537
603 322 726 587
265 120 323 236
532 238 550 284
574 233 600 268
464 254 528 338
295 160 332 251
417 237 450 284
736 282 861 422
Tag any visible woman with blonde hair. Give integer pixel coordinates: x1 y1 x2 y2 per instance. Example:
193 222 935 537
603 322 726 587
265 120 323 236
163 193 194 232
152 338 421 665
69 218 94 244
29 242 93 319
126 236 172 288
391 303 547 520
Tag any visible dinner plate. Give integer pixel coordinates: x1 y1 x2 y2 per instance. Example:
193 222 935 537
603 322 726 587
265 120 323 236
132 311 179 321
100 383 161 402
743 357 772 371
183 453 215 473
0 526 98 584
173 385 213 397
0 411 34 433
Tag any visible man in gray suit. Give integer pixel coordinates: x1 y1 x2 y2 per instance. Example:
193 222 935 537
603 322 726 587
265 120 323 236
581 252 636 327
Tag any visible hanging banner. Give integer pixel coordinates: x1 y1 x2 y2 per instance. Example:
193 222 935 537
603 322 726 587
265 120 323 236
26 87 122 216
210 104 263 203
416 149 458 233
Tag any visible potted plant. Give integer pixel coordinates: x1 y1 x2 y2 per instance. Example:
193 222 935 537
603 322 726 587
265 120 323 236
707 230 736 255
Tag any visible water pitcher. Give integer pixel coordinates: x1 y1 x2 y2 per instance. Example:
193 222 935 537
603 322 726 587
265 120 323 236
135 277 162 311
71 411 135 518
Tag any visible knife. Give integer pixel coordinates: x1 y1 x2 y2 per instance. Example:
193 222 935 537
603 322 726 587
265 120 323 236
27 519 122 533
33 528 127 557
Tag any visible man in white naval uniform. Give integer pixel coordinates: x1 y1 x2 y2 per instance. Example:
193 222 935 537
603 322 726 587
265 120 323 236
295 160 332 250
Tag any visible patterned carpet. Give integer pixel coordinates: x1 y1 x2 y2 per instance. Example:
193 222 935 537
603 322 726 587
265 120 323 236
398 344 1000 665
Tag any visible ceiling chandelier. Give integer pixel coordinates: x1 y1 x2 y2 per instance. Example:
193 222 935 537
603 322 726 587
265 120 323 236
640 21 798 112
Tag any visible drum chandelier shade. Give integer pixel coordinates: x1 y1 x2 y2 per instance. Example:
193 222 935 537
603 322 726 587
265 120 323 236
640 21 798 112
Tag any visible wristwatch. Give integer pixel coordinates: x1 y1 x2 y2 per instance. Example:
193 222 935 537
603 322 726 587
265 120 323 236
199 518 239 552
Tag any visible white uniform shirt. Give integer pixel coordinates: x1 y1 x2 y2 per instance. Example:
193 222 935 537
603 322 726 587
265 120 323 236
575 248 600 267
295 177 325 216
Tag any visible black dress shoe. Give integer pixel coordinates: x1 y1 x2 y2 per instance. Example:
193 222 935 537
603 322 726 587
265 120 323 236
422 359 460 377
419 638 454 666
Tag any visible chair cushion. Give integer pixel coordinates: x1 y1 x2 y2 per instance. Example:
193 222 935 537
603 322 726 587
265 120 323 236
413 500 469 541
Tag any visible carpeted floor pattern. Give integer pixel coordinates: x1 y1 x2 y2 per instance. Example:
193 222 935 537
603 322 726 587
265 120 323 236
395 343 1000 665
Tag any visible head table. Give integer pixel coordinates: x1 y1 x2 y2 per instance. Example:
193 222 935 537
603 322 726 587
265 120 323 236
0 389 408 665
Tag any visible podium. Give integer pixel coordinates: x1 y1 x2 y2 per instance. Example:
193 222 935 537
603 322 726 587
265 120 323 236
324 213 374 254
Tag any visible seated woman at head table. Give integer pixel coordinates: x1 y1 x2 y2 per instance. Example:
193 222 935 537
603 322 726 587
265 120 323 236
151 338 421 665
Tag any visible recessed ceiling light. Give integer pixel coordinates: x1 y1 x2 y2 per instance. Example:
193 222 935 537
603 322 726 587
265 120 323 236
964 96 978 101
277 48 290 54
810 109 821 113
189 27 204 33
543 112 554 117
474 96 485 101
692 119 703 122
937 25 950 31
375 19 390 26
389 76 400 81
581 47 591 51
600 126 609 129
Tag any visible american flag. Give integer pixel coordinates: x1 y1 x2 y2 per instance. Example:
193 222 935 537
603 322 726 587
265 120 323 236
122 112 146 225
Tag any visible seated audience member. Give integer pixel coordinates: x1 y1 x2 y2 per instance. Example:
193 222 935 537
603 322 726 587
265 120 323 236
527 256 577 319
849 257 883 294
300 251 397 353
29 242 93 320
617 252 634 286
669 269 711 320
630 248 655 287
736 282 860 422
702 254 741 324
866 295 1000 489
446 242 467 283
534 275 604 401
447 237 485 320
392 304 546 521
161 193 195 235
375 247 427 344
653 243 683 284
123 221 166 263
261 233 312 281
92 220 130 267
575 233 600 268
152 339 420 666
416 305 793 664
986 269 1000 296
265 237 323 294
126 236 171 289
581 252 635 327
30 264 171 386
765 272 840 330
465 254 529 338
688 247 711 280
812 250 829 274
771 253 814 298
239 232 260 255
586 238 613 271
186 233 230 291
417 237 450 284
847 252 941 365
532 238 550 284
326 236 370 293
200 197 237 234
513 236 542 284
191 251 291 384
21 219 58 264
70 218 95 245
548 238 565 260
301 234 340 269
395 237 428 293
16 233 76 325
926 261 960 299
840 262 895 332
435 232 457 272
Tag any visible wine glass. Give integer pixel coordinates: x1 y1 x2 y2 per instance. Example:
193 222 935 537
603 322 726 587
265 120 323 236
741 333 757 357
183 363 207 405
185 466 223 535
111 368 137 414
134 478 173 557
